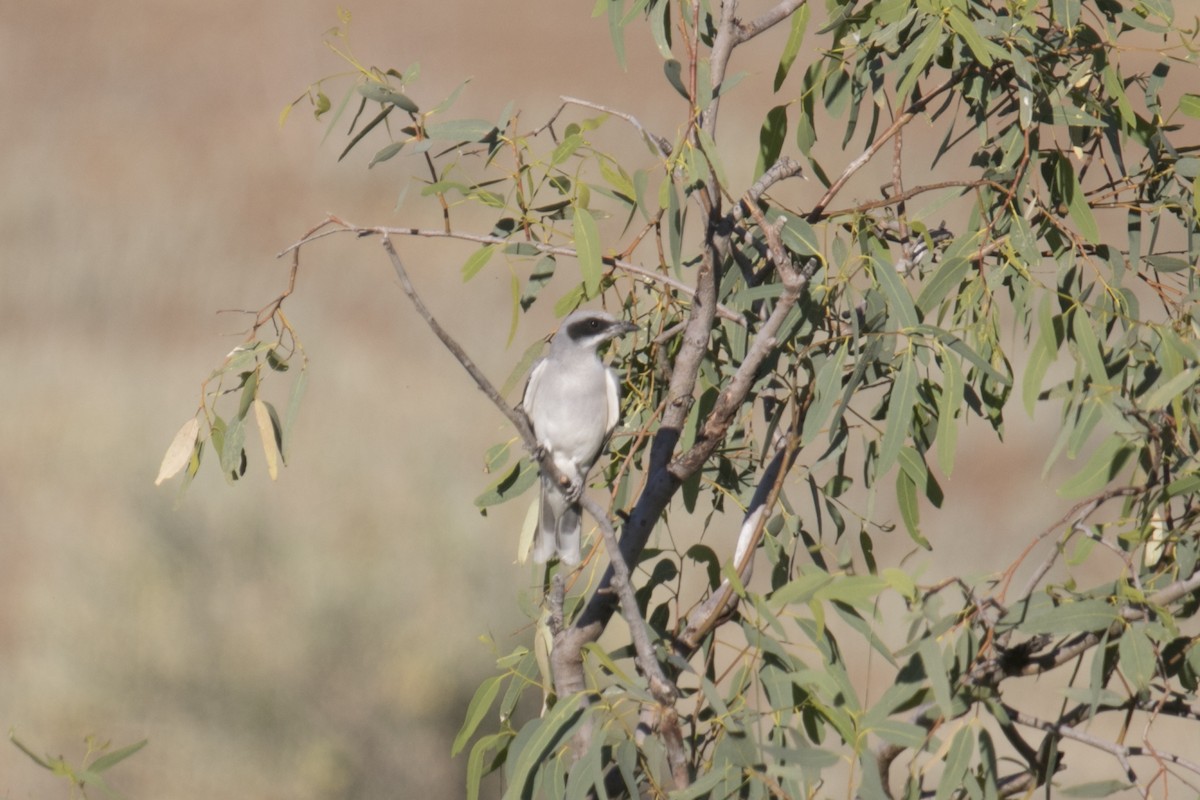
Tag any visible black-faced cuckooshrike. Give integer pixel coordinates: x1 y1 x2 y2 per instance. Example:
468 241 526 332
521 309 638 565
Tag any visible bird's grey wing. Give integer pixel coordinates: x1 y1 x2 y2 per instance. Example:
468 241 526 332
521 357 548 429
603 365 622 440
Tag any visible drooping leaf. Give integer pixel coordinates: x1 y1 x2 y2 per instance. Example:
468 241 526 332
87 739 148 774
573 205 603 298
155 417 200 486
1058 436 1132 498
774 5 810 91
755 105 789 179
462 244 497 281
1118 625 1156 692
877 350 918 476
474 458 538 509
453 674 504 756
252 399 281 480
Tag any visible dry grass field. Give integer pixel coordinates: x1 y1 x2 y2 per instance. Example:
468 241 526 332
2 2 1167 798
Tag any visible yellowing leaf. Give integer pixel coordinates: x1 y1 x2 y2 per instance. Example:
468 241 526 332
253 399 280 481
155 417 200 486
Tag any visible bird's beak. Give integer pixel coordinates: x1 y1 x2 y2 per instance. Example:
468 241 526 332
614 321 638 336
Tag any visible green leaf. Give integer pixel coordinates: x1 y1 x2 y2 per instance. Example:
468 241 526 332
1022 336 1054 417
1061 781 1136 797
219 415 246 477
357 80 419 112
812 574 889 608
1012 598 1119 635
1178 93 1200 119
453 675 504 756
694 126 729 190
915 257 971 317
1141 366 1199 410
1058 436 1133 498
772 210 821 257
946 7 993 67
755 105 789 179
873 257 919 331
475 458 538 508
895 21 941 103
936 352 962 476
1057 156 1100 244
505 694 588 799
283 365 308 462
607 0 627 68
88 739 148 773
368 140 405 168
236 368 259 420
553 284 585 317
769 569 834 609
866 719 928 749
878 350 918 476
461 244 497 281
1070 306 1111 387
338 105 393 162
663 59 689 99
1118 626 1156 692
573 205 603 298
424 118 496 142
934 727 975 800
919 637 954 720
896 469 930 549
467 732 509 800
550 133 585 167
774 5 810 90
802 341 849 444
1052 0 1081 31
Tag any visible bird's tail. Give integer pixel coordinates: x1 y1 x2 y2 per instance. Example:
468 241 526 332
532 475 582 565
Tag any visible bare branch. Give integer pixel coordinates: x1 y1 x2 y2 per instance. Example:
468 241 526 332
807 73 962 221
1007 703 1200 788
731 157 806 224
736 0 809 44
279 217 745 324
579 494 678 706
558 95 672 157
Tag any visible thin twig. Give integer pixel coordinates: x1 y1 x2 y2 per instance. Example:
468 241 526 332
279 217 745 324
807 73 962 221
559 95 672 157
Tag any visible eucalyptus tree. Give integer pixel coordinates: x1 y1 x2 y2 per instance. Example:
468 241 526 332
161 1 1200 797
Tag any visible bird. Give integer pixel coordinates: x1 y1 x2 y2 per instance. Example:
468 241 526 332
521 309 638 565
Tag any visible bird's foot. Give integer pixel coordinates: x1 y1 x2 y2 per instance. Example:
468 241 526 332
558 474 584 503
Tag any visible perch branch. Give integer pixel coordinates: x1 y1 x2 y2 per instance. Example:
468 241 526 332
372 232 676 701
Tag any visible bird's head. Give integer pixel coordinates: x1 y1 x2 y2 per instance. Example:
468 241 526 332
554 309 638 353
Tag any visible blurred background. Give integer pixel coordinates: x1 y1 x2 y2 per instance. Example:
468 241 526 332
0 2 1138 798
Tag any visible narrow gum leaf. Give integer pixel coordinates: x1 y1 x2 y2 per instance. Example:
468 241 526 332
155 417 201 485
253 399 280 480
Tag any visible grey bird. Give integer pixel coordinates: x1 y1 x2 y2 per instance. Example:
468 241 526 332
521 309 638 565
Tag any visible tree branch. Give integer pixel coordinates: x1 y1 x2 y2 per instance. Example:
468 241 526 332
557 95 672 158
1006 703 1200 788
279 217 745 324
332 227 685 783
807 73 962 221
736 0 809 44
